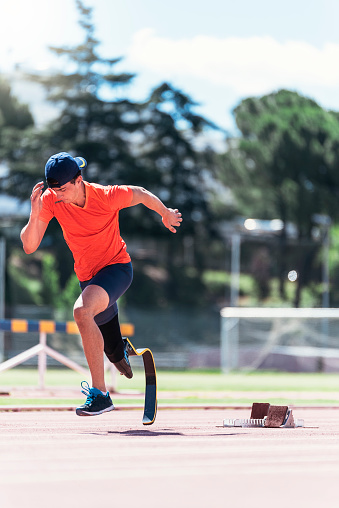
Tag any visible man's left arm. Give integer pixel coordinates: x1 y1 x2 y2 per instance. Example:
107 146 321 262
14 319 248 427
127 186 182 233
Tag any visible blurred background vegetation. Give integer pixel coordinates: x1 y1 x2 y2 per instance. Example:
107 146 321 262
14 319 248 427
1 1 339 351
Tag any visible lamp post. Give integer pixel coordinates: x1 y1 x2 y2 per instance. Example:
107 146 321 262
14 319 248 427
230 233 241 307
228 218 285 308
322 225 330 309
0 238 5 362
312 214 331 353
312 214 331 308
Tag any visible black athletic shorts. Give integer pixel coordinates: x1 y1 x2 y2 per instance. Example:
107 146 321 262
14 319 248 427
79 262 133 326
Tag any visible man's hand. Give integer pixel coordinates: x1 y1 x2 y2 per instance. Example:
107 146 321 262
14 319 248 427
128 186 182 233
30 181 45 218
162 208 182 233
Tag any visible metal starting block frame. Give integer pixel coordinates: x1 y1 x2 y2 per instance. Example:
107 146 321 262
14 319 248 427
223 402 304 428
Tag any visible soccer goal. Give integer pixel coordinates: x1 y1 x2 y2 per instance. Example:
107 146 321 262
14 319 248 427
220 307 339 373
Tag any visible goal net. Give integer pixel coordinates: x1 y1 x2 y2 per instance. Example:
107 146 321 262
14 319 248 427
220 307 339 373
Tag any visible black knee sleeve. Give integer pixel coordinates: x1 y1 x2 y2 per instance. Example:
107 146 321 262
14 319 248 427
98 314 124 363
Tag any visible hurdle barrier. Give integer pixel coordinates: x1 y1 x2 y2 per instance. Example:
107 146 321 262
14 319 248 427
0 319 134 391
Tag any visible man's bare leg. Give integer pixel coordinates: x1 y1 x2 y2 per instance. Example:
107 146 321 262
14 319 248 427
73 284 109 393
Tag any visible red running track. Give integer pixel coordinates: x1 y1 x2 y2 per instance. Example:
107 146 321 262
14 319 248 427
1 407 339 508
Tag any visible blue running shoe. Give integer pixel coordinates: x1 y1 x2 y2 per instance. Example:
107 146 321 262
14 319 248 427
113 339 133 379
76 381 114 416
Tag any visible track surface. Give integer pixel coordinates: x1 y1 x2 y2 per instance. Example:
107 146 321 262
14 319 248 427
1 407 338 507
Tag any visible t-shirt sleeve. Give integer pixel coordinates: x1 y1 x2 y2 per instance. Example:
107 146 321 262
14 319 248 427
38 192 55 223
108 185 133 210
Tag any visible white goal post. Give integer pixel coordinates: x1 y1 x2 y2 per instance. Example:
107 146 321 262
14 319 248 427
220 307 339 373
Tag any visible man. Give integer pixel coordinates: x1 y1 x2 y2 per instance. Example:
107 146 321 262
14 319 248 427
20 152 182 416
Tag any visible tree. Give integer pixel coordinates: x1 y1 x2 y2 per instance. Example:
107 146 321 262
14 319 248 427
124 82 220 301
10 2 218 237
27 0 140 183
123 84 217 230
0 78 33 131
0 77 34 197
1 0 221 308
217 89 339 305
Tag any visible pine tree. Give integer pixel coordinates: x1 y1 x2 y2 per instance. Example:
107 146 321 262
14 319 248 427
27 0 140 183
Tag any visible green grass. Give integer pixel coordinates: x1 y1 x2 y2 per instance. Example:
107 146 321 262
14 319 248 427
1 367 339 389
152 370 339 392
0 368 339 406
1 367 339 392
1 397 339 406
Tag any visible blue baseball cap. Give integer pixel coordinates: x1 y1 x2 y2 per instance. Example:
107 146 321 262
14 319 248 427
45 152 87 188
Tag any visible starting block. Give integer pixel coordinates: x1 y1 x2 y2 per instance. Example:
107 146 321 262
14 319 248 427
223 402 304 428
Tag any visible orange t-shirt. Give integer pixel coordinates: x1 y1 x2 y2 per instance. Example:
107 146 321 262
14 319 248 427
39 181 133 281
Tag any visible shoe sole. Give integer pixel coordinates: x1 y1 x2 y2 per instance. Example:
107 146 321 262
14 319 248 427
76 404 115 417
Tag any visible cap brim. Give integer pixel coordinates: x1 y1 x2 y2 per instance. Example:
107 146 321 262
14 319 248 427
74 157 87 169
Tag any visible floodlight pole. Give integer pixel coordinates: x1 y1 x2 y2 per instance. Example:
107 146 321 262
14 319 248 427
230 233 241 307
312 214 331 308
0 238 5 362
322 225 330 309
312 214 331 353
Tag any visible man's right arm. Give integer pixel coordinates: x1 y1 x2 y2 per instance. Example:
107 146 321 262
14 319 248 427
20 181 49 254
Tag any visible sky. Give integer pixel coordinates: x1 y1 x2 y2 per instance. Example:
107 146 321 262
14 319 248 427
2 0 339 137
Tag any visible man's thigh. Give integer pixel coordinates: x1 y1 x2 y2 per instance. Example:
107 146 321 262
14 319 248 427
74 284 110 317
78 263 133 325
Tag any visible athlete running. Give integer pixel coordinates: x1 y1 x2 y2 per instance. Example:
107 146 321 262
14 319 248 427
21 152 182 416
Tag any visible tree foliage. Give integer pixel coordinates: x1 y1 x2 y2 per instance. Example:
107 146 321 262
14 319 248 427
5 1 217 239
217 89 339 305
1 0 219 307
0 77 34 197
0 79 33 131
28 0 139 183
6 3 339 308
219 90 339 226
122 83 218 238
